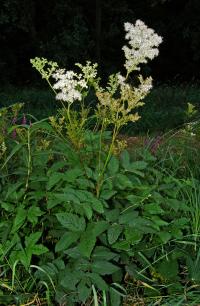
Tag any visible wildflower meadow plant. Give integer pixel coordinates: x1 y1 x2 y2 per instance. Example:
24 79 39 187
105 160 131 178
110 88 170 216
31 19 162 195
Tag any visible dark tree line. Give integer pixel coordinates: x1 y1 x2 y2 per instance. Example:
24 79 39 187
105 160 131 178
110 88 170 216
0 0 200 85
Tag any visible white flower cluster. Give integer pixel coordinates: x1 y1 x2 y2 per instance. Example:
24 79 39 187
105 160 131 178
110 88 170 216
122 20 163 73
52 69 87 104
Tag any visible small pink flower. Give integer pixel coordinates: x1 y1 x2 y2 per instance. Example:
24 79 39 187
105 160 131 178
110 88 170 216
22 114 27 125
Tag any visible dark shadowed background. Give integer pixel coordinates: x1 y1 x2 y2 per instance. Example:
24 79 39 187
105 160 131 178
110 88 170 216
0 0 200 86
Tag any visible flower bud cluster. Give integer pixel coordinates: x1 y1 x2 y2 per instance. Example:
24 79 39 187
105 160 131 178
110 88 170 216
52 69 87 104
122 20 162 74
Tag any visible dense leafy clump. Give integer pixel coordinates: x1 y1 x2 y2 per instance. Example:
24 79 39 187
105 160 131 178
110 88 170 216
1 20 200 306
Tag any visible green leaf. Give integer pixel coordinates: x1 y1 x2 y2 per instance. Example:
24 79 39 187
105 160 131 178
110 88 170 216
31 244 48 255
114 174 132 189
88 272 108 290
109 287 121 306
55 232 80 252
63 168 83 183
108 156 119 175
158 232 171 243
92 221 109 236
112 241 130 251
25 232 42 247
92 260 120 275
100 190 117 200
27 206 44 225
125 228 143 244
56 213 86 232
60 270 80 290
144 203 164 215
11 206 26 233
93 247 117 261
130 161 147 170
53 191 80 204
79 227 96 258
47 172 63 190
92 199 104 213
120 150 130 169
107 224 123 244
82 202 93 219
77 280 91 302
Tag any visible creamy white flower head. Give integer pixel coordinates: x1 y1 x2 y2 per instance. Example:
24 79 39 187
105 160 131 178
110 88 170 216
122 20 162 74
52 69 87 104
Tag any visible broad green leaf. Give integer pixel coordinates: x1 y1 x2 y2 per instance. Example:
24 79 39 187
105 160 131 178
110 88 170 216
63 168 83 183
109 287 121 306
25 232 42 247
108 156 119 175
92 260 120 275
55 232 80 252
100 190 117 200
92 221 109 236
144 203 164 215
56 213 86 232
107 224 123 244
125 228 143 244
79 227 96 258
119 211 139 225
120 150 130 169
60 270 80 290
82 202 93 219
31 244 49 255
158 232 171 243
93 247 117 261
47 172 64 190
54 192 80 204
112 241 130 251
27 206 44 225
130 161 147 170
88 272 108 290
11 206 26 233
105 209 120 222
92 199 104 213
114 174 132 189
77 280 91 302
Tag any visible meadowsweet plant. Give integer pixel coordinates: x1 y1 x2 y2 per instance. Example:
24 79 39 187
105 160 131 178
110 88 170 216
31 19 162 194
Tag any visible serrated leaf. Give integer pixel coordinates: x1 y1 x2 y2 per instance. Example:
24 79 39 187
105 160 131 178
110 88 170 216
79 227 96 258
125 227 143 244
47 172 63 190
107 224 123 244
60 270 80 290
11 206 26 233
77 280 91 302
88 272 108 290
82 202 93 219
108 156 119 175
115 174 132 189
55 232 80 252
158 232 171 243
120 150 130 169
92 221 109 236
25 232 42 248
92 260 120 275
31 244 48 255
56 213 86 232
63 168 83 183
92 199 104 213
100 190 117 200
53 192 80 204
93 247 117 261
27 206 44 225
